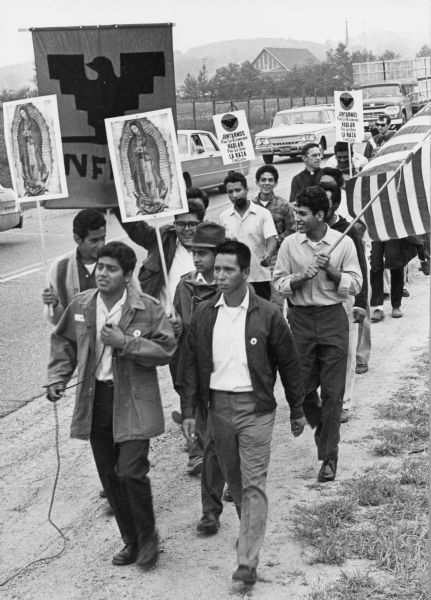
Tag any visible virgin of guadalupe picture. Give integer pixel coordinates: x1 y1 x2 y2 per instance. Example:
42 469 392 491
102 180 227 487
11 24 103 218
106 108 188 223
3 95 68 201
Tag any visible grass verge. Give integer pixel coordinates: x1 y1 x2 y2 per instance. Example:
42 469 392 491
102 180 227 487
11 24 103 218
293 352 429 600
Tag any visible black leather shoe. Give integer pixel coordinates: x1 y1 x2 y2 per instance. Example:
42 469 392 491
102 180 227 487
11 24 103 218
317 458 337 482
136 531 159 569
232 565 257 585
196 513 220 535
112 543 137 566
223 486 234 503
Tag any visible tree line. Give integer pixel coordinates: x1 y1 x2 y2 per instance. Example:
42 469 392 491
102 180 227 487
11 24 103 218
179 43 431 101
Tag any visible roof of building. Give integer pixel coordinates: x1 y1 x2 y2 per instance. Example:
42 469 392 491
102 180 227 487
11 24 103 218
253 47 318 71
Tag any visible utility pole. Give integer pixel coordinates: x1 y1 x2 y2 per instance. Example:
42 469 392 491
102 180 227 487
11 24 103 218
345 18 350 54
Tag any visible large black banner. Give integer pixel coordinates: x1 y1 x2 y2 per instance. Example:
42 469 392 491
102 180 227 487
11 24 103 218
32 23 176 208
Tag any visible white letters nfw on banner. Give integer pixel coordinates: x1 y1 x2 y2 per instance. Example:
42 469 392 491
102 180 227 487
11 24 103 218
105 108 188 223
3 95 68 201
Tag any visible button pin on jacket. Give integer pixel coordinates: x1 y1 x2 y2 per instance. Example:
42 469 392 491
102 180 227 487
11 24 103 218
133 329 141 338
250 337 257 345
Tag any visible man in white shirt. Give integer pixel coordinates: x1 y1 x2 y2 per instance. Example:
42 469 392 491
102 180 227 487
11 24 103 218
326 141 368 179
182 240 305 586
218 171 277 300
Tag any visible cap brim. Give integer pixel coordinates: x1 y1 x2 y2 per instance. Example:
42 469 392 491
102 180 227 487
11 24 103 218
188 242 219 248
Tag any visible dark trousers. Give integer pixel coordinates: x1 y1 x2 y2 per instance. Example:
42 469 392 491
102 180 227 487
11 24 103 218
289 304 348 461
370 241 403 309
90 381 155 546
251 281 271 301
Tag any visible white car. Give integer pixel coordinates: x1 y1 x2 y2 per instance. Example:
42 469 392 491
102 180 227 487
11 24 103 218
254 105 336 164
0 186 23 232
178 129 250 191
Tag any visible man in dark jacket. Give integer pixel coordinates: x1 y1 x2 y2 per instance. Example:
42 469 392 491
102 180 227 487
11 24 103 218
46 242 176 569
289 142 322 203
182 240 305 586
174 222 227 532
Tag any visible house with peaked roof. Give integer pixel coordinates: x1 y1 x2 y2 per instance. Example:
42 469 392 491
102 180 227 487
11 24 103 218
252 47 318 78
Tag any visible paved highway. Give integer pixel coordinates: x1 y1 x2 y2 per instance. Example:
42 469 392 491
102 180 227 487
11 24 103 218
0 155 326 416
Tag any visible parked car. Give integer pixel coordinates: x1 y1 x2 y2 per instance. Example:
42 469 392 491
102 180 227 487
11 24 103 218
0 186 23 232
254 105 336 164
178 129 250 191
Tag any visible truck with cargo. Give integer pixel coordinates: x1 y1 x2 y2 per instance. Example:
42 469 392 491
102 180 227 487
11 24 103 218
352 57 431 130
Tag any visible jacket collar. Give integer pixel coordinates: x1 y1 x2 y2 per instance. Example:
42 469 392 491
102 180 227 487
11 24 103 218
207 284 259 313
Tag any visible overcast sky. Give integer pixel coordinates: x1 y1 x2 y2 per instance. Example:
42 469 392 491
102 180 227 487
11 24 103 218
0 0 429 67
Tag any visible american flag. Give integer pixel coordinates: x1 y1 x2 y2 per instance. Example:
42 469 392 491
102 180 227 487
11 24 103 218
346 103 430 241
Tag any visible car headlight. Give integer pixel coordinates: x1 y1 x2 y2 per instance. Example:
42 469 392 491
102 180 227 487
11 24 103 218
304 134 316 141
385 106 400 116
255 138 262 146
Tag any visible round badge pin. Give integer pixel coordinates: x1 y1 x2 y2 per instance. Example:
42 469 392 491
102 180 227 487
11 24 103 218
250 337 257 345
133 329 141 338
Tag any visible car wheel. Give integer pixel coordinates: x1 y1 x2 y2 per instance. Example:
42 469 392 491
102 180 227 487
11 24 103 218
263 154 273 164
183 173 192 189
319 139 326 157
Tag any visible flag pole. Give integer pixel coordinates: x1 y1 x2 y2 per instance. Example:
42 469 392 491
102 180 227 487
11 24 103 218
36 199 53 317
348 142 353 178
154 222 174 316
327 156 413 255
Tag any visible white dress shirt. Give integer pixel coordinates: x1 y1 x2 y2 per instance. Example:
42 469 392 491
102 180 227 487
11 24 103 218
160 240 195 315
95 290 127 381
210 289 253 392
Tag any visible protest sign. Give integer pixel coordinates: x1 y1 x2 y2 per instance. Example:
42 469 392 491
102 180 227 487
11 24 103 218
212 110 255 164
3 95 68 202
334 90 365 143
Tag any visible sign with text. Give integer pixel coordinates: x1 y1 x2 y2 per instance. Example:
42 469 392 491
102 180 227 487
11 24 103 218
212 110 255 164
32 23 175 209
335 90 364 143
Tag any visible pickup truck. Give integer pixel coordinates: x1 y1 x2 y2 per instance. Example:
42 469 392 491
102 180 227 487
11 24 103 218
357 81 414 130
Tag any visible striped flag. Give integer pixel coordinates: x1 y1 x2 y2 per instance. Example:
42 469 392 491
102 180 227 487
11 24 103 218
346 103 430 241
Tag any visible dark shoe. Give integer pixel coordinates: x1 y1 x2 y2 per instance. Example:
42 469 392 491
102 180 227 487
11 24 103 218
223 486 234 503
112 543 137 566
99 489 107 498
171 410 183 425
391 307 403 318
186 455 203 475
371 309 385 322
232 565 257 585
317 458 337 483
196 512 220 535
340 408 350 423
402 288 410 297
355 363 368 375
420 259 430 276
136 531 159 569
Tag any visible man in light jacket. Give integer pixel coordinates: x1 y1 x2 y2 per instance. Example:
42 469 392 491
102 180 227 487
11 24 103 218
46 241 176 569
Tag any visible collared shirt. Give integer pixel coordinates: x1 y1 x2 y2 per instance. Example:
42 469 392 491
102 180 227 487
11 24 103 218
210 289 253 392
289 168 321 203
218 202 277 282
95 289 127 381
254 192 296 269
160 240 195 314
273 226 362 306
195 272 215 284
76 249 97 292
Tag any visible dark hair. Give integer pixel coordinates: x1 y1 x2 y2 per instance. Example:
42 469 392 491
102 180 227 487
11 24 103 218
377 114 391 125
318 167 345 189
215 240 251 271
98 241 136 274
333 141 352 155
174 198 205 222
186 187 209 210
223 170 248 189
255 164 279 183
295 186 330 217
301 142 320 156
73 209 106 240
319 181 342 207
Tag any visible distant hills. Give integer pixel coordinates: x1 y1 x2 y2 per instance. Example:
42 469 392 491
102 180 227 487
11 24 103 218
0 33 427 93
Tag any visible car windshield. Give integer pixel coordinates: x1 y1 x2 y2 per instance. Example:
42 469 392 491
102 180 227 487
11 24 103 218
272 111 325 127
362 85 402 98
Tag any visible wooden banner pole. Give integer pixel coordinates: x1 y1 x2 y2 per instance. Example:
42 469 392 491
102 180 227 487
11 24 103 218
348 141 353 179
36 199 53 317
154 223 174 316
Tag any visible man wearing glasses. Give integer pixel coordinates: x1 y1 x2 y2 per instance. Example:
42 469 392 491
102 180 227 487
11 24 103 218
364 115 395 160
289 142 322 203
